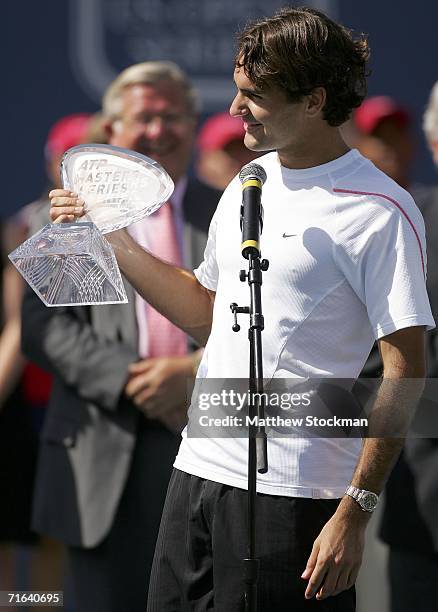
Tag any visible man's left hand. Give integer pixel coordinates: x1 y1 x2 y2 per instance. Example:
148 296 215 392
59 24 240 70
301 499 368 600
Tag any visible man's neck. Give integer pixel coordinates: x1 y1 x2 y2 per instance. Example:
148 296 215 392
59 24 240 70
277 127 350 170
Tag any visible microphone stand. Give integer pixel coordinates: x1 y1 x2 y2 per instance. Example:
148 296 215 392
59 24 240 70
230 251 269 612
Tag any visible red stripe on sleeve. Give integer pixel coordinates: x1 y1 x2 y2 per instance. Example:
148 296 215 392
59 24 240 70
333 188 425 276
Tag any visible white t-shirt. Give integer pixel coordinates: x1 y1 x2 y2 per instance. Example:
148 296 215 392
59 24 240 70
174 149 435 498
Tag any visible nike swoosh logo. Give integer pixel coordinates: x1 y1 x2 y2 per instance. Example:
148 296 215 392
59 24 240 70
282 233 297 238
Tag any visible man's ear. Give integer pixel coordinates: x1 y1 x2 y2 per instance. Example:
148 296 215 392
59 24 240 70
305 87 326 118
103 118 120 140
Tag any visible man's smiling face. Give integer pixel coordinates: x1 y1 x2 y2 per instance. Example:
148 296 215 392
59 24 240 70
108 79 196 183
229 65 309 161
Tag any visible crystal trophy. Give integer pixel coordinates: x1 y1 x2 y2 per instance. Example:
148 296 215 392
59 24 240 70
9 144 174 306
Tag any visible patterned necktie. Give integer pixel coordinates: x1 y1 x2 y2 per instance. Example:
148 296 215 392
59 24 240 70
143 201 187 357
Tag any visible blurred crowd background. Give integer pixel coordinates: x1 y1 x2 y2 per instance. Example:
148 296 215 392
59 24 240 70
2 1 438 611
4 0 438 219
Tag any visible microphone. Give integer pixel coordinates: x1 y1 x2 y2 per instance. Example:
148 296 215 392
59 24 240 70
239 163 267 259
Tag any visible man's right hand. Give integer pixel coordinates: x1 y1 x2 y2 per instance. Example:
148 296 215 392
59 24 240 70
48 191 215 348
49 189 85 223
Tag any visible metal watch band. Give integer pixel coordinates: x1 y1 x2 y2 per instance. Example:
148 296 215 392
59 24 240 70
345 485 379 512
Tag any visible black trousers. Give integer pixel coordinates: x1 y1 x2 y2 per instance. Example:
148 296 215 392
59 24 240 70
68 421 179 612
388 548 438 612
148 469 356 611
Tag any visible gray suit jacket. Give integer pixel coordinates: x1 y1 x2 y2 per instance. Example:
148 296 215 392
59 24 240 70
22 178 220 547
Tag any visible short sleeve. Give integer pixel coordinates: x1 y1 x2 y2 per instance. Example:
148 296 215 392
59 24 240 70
193 204 220 291
334 195 435 339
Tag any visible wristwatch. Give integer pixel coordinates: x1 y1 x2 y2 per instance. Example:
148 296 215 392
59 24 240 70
345 485 379 512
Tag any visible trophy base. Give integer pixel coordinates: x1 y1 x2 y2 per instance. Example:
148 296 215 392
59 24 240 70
9 222 128 306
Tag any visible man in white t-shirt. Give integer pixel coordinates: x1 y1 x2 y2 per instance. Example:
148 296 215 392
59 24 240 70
49 7 434 611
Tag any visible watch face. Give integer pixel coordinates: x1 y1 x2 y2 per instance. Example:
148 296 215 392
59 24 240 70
361 492 378 511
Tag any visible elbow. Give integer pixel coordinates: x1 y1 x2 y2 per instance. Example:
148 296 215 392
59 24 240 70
383 361 426 380
195 326 212 348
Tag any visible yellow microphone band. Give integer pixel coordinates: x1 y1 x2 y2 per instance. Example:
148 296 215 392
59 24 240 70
242 179 262 189
241 240 259 250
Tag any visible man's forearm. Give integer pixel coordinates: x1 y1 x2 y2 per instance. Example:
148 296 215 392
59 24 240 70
351 373 425 494
108 229 214 346
332 372 425 531
350 437 404 494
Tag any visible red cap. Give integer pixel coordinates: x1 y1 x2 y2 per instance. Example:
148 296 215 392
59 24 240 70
45 113 92 158
197 113 246 151
354 96 410 135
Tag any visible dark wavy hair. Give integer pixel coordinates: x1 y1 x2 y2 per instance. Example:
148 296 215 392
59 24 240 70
236 6 370 127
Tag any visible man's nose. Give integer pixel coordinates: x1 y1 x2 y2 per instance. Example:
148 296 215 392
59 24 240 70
229 92 248 118
144 116 166 139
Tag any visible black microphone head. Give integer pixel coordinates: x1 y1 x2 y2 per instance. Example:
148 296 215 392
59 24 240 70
239 163 267 185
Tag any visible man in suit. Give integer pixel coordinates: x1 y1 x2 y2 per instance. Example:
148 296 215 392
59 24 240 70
21 62 220 612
